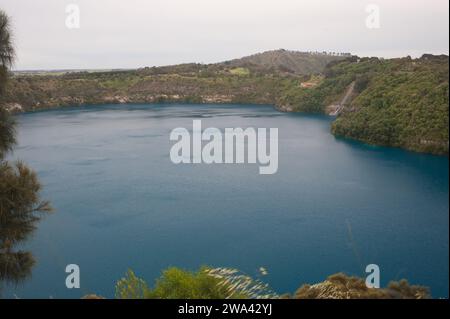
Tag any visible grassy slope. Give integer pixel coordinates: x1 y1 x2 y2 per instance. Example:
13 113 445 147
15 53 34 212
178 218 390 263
221 49 350 75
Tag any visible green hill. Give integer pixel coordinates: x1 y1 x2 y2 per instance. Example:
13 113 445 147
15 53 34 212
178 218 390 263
220 49 349 75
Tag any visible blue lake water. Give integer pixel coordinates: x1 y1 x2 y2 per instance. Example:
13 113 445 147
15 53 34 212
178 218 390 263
3 104 449 298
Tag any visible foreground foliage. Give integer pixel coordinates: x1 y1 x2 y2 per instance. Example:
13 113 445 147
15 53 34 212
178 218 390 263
0 9 52 290
114 267 431 299
115 267 249 299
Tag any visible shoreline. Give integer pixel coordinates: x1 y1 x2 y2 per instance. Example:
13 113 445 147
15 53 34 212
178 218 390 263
10 102 449 158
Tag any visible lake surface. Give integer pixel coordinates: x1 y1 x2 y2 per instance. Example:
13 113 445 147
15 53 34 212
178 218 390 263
4 104 449 298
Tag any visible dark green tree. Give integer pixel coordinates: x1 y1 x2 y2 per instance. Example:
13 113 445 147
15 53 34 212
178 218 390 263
0 108 15 158
0 11 15 157
0 11 14 68
0 9 52 291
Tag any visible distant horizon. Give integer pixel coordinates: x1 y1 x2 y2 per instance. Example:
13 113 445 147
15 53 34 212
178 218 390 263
1 0 448 70
11 48 449 72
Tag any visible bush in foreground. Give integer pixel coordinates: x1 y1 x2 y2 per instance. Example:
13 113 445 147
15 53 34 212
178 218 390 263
295 273 430 299
114 267 430 299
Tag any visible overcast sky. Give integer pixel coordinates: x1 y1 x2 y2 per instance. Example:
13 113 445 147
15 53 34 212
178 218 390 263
1 0 448 70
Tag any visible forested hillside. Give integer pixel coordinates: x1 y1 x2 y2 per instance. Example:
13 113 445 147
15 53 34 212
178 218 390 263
279 54 448 154
331 55 448 154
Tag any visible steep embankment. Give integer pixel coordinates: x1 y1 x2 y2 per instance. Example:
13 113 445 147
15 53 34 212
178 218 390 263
332 56 449 155
279 55 449 155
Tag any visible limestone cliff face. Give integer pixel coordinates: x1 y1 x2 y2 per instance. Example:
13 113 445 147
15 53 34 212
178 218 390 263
4 93 240 112
2 72 285 112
